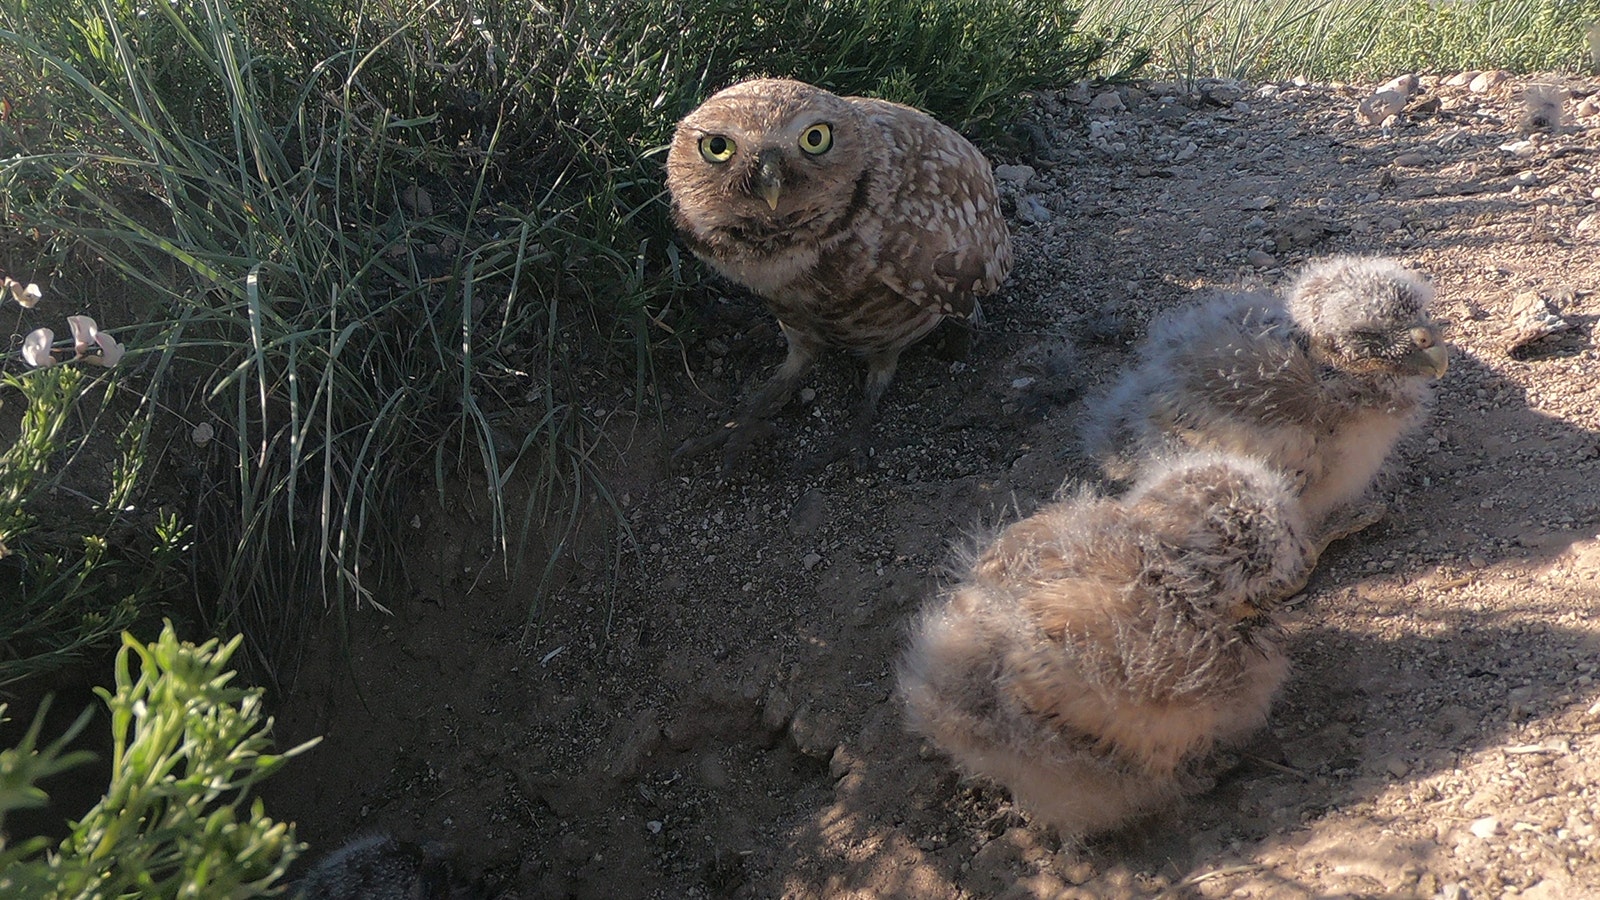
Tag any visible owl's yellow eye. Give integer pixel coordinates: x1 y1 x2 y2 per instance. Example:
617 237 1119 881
699 134 736 163
799 123 833 155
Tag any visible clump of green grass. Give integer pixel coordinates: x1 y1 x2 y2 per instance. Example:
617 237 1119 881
0 361 186 687
0 622 313 896
1078 0 1600 82
1 0 1118 682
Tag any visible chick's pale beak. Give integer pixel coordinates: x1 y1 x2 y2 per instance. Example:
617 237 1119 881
1408 325 1449 378
755 150 783 210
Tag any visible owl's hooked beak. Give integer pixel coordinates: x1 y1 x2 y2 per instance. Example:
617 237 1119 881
1405 325 1450 378
754 149 783 210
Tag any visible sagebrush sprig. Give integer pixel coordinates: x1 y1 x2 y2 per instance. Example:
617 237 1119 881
0 623 317 898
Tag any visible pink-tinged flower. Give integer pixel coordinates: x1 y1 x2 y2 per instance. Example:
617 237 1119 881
88 331 125 368
5 278 42 308
22 328 56 367
67 315 99 358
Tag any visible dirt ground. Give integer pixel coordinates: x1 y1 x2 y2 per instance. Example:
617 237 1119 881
264 71 1600 899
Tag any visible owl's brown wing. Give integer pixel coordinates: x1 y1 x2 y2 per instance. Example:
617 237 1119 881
855 98 1011 319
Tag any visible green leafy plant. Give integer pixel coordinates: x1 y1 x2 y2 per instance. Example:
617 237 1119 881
0 699 97 877
0 622 315 897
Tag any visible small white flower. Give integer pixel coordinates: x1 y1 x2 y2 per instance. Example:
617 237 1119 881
88 331 125 368
67 315 99 359
5 278 43 308
22 328 56 367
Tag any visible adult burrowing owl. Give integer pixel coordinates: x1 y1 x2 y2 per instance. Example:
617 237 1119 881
897 451 1311 837
666 77 1012 466
1083 255 1449 547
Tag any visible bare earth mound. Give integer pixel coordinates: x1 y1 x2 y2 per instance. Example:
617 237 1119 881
265 72 1600 899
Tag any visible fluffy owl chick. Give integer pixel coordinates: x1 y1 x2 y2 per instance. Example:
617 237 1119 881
294 834 476 900
1083 255 1449 540
898 451 1311 837
666 78 1011 466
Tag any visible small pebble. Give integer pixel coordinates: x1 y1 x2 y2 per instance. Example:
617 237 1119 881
993 164 1036 188
1089 90 1124 111
1017 195 1052 224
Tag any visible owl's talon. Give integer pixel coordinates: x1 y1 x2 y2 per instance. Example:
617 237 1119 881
671 424 734 464
843 420 878 473
1317 499 1388 550
717 418 777 473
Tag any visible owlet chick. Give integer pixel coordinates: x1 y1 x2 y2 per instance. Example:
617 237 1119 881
666 77 1012 466
897 451 1311 837
295 834 476 899
1083 255 1449 547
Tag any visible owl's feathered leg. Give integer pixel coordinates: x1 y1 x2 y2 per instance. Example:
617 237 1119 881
744 324 821 419
1275 496 1389 599
854 350 900 433
672 326 820 471
800 349 900 472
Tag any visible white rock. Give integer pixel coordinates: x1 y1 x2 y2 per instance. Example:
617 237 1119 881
1358 90 1407 125
1469 816 1500 838
993 164 1036 189
1379 74 1420 98
1470 70 1506 92
1089 90 1124 111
